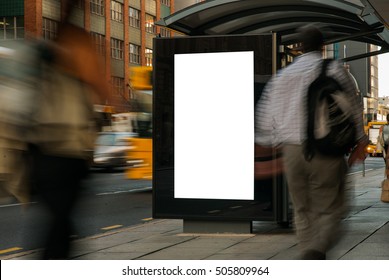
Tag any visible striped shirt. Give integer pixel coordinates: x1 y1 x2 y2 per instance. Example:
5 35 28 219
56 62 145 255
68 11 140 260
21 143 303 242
255 51 365 146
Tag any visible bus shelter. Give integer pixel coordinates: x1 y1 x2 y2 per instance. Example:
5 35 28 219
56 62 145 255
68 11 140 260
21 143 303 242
152 0 389 233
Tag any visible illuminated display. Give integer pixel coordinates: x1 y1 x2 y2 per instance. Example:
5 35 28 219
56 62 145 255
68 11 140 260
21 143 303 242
153 34 284 221
174 51 254 200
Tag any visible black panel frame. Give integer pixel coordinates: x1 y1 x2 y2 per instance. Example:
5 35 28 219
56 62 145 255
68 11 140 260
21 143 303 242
152 34 287 222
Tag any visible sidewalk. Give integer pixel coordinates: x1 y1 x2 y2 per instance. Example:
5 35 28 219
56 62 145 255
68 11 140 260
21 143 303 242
4 168 389 260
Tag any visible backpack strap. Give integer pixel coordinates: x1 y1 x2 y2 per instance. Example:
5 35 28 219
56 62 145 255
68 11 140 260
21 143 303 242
320 59 332 77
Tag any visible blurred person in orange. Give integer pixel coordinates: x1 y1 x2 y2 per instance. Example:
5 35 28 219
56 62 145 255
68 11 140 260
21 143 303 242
27 0 109 259
255 26 368 259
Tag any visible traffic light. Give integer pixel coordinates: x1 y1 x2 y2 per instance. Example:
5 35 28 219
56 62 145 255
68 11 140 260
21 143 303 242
129 66 152 90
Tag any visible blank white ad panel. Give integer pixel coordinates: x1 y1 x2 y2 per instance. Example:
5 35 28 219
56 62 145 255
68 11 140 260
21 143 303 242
174 51 254 200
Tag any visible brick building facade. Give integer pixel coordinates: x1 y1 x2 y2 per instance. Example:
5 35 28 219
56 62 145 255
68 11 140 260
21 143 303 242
1 0 175 112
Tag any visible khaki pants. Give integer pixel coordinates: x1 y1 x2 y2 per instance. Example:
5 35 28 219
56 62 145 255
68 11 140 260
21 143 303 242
283 145 348 254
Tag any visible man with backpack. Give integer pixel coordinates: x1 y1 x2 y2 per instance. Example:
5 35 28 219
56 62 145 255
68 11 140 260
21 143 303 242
255 25 368 259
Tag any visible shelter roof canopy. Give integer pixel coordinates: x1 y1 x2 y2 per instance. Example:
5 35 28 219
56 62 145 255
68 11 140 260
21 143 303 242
157 0 389 59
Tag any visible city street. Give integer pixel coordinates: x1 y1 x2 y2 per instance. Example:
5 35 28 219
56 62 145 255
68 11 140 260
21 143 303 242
0 168 152 257
0 156 385 258
348 155 386 175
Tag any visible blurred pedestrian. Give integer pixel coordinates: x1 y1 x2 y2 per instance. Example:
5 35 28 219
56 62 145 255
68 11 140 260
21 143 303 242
379 114 389 153
0 45 33 206
255 25 368 259
26 0 109 259
378 114 389 176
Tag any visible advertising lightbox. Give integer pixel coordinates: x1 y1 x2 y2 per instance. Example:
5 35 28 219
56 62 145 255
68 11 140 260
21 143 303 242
153 34 284 221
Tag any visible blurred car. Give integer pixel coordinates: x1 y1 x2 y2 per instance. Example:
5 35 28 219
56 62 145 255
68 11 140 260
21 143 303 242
92 132 137 169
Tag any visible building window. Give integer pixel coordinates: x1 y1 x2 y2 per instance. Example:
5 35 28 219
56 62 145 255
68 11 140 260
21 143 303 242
161 0 170 6
371 77 376 88
111 1 123 22
73 0 85 8
91 0 105 16
145 14 156 34
0 16 24 40
130 43 141 64
160 27 171 37
112 76 125 97
91 32 106 56
129 7 140 28
145 48 153 67
15 17 24 39
42 17 58 40
111 38 124 60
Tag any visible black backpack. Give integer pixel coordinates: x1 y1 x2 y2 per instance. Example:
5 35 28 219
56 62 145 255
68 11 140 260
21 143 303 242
305 59 356 160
